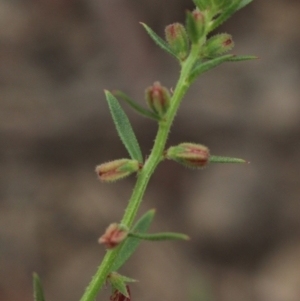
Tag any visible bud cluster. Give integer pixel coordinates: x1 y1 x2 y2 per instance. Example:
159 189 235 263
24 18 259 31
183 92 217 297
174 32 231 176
163 0 238 61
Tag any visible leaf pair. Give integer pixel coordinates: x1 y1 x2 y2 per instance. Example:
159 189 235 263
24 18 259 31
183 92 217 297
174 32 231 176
110 210 189 272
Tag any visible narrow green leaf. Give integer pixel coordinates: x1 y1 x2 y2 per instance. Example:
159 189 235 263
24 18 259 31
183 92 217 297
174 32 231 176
188 54 233 83
237 0 253 10
105 90 143 163
111 209 156 271
128 231 190 241
33 273 45 301
189 54 256 84
117 274 137 283
140 23 179 60
208 1 241 32
113 90 160 121
226 55 259 62
192 0 211 11
209 155 248 164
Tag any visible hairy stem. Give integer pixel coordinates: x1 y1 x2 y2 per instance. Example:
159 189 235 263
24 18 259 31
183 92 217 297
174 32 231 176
79 45 199 301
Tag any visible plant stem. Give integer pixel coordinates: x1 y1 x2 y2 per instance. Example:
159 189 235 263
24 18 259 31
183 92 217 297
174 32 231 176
79 44 199 301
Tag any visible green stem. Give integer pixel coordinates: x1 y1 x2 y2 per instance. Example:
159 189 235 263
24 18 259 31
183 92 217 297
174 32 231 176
79 45 200 301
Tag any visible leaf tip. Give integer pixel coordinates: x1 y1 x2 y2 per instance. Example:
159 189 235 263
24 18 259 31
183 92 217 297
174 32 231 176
104 89 110 97
239 159 249 164
149 208 156 215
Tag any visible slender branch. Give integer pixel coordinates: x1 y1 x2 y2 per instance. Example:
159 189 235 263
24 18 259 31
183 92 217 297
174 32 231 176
79 45 200 301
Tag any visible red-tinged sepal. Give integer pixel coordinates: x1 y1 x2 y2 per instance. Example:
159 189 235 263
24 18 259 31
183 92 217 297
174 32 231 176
165 23 189 61
166 142 210 168
145 82 171 118
95 159 141 182
98 223 128 249
186 8 206 44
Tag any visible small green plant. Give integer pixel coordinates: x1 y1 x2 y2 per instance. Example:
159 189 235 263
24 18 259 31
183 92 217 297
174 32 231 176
33 0 256 300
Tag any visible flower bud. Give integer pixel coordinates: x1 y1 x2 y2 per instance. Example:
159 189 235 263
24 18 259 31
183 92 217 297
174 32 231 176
98 223 128 249
166 142 210 168
145 82 170 118
165 23 189 60
95 159 140 182
201 33 234 58
186 8 206 44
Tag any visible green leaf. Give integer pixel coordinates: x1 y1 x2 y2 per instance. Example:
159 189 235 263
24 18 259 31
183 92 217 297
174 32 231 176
188 54 233 83
188 54 256 84
208 1 241 32
33 273 45 301
116 274 137 283
140 23 179 60
111 209 155 272
209 155 248 164
128 231 190 241
192 0 212 11
113 90 160 121
105 90 143 163
226 55 258 62
237 0 253 10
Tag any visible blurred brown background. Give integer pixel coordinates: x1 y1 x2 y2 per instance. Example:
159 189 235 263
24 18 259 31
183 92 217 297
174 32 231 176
1 0 300 300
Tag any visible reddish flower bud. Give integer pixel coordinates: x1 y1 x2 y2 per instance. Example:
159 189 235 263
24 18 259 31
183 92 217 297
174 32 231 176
145 82 170 118
186 8 206 44
110 285 131 301
99 223 128 249
95 159 140 182
201 33 234 58
166 142 210 168
165 23 189 60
